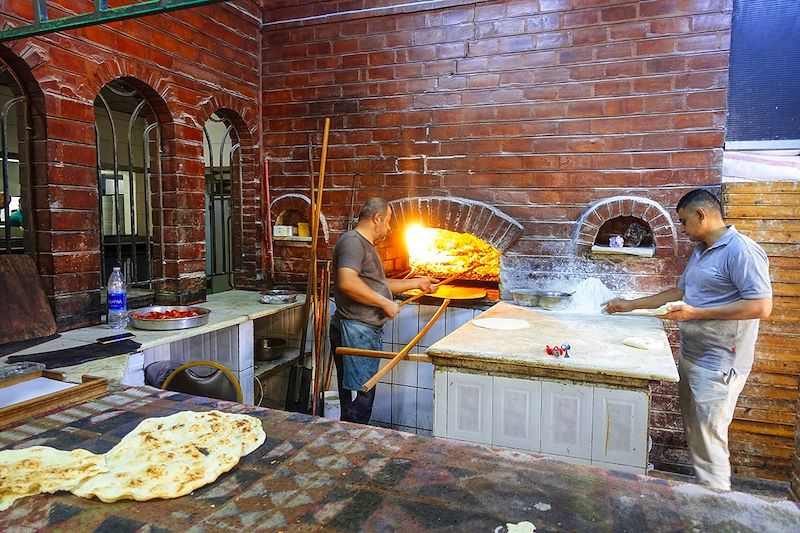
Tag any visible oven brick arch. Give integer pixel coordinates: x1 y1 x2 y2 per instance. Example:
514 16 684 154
573 196 678 257
387 196 524 252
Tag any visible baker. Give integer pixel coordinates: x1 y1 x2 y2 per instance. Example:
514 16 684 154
330 198 437 424
603 188 772 492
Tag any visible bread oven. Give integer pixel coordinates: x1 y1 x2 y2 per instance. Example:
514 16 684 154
377 197 523 288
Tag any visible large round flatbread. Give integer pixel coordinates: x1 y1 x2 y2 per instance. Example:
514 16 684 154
471 318 529 330
72 410 266 503
0 447 106 511
0 410 266 510
622 336 663 350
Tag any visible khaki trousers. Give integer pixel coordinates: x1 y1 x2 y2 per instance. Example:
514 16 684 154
678 356 748 492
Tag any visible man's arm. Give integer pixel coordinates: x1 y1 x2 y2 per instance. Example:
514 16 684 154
662 298 772 322
386 277 438 295
603 287 685 314
337 267 400 318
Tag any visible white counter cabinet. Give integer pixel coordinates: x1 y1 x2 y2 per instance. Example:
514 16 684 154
434 369 650 472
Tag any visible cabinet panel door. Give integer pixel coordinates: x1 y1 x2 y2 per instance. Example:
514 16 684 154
433 369 448 437
447 372 493 444
541 381 593 460
591 387 649 468
492 376 541 451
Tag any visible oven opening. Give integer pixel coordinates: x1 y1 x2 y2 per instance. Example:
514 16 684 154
403 224 500 282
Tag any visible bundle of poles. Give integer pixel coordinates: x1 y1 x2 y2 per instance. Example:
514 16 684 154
311 260 334 416
296 117 332 416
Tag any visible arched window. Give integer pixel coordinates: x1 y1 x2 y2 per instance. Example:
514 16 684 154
0 59 33 255
95 79 165 292
203 112 242 293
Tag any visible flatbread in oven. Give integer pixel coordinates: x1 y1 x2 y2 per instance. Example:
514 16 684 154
71 410 266 503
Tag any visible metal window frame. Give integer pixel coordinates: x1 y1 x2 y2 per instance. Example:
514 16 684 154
0 0 228 42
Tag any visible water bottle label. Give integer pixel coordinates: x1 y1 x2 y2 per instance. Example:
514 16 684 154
109 292 126 312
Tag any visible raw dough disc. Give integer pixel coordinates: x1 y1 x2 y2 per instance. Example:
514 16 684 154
471 318 529 330
654 300 686 315
622 336 663 350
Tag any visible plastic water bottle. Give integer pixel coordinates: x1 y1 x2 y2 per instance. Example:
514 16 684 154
107 267 128 329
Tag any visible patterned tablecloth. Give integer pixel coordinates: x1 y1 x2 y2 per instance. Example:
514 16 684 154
1 387 799 532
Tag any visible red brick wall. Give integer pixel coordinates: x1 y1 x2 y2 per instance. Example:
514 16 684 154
262 0 733 474
0 1 262 328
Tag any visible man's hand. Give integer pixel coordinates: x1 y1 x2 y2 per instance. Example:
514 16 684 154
602 298 634 314
659 301 697 322
382 299 400 319
415 276 439 293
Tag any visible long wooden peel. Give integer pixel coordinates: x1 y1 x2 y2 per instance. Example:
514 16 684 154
359 298 450 392
398 264 479 308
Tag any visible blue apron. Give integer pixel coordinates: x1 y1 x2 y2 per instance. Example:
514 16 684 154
338 318 384 390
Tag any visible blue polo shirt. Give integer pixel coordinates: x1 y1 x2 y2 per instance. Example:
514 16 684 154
677 226 772 373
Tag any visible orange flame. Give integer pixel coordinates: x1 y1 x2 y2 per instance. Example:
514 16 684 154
404 225 499 281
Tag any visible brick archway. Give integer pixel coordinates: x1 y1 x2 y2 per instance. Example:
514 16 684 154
573 196 678 257
270 193 329 244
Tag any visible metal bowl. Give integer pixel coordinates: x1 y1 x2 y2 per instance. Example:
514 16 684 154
511 289 540 307
536 291 572 310
129 306 211 330
259 290 297 305
255 337 287 361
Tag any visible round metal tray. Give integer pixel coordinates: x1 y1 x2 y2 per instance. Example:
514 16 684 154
129 306 211 330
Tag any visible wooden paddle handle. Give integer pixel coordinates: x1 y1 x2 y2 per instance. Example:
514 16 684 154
335 347 431 364
361 298 450 392
398 265 478 308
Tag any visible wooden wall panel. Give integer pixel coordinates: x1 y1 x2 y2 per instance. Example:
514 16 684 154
722 181 800 484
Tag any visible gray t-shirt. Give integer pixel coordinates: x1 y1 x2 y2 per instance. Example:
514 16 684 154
677 226 772 373
332 230 392 327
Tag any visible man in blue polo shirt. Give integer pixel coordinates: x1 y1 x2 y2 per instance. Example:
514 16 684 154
604 189 772 492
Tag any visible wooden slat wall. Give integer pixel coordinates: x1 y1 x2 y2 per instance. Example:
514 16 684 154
721 182 800 483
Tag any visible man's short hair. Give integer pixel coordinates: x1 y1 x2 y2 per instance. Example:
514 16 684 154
676 189 723 217
358 197 390 221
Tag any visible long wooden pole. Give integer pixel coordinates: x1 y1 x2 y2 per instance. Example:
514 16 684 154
359 298 450 392
335 347 432 364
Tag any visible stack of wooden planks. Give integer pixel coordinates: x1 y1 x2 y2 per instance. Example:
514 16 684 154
722 182 800 484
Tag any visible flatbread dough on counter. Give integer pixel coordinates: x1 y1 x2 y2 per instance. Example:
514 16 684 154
622 336 663 350
0 410 266 510
472 318 529 330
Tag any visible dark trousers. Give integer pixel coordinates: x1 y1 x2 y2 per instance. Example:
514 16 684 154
330 323 376 424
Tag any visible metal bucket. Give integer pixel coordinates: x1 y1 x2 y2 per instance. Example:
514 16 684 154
255 337 287 361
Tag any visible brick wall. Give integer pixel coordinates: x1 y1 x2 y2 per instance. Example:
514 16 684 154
262 0 733 475
0 1 262 328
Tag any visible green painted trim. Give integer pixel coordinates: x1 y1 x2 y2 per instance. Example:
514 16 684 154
1 0 229 42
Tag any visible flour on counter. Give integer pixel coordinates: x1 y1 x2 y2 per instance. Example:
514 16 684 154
560 277 617 314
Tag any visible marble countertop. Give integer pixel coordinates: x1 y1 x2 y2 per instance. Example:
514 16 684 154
426 301 679 383
1 290 305 383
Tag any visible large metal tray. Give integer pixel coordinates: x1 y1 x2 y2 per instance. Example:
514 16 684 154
129 306 210 331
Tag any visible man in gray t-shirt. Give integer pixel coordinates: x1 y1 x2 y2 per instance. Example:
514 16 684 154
330 198 437 424
604 189 772 492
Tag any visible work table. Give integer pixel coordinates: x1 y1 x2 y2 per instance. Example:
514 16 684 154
0 290 304 392
1 386 798 532
426 301 679 386
427 301 680 473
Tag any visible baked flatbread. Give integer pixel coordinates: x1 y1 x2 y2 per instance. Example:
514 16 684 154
72 410 266 503
0 410 266 510
0 446 106 511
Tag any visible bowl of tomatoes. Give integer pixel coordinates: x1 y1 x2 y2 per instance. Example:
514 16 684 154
129 306 211 330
